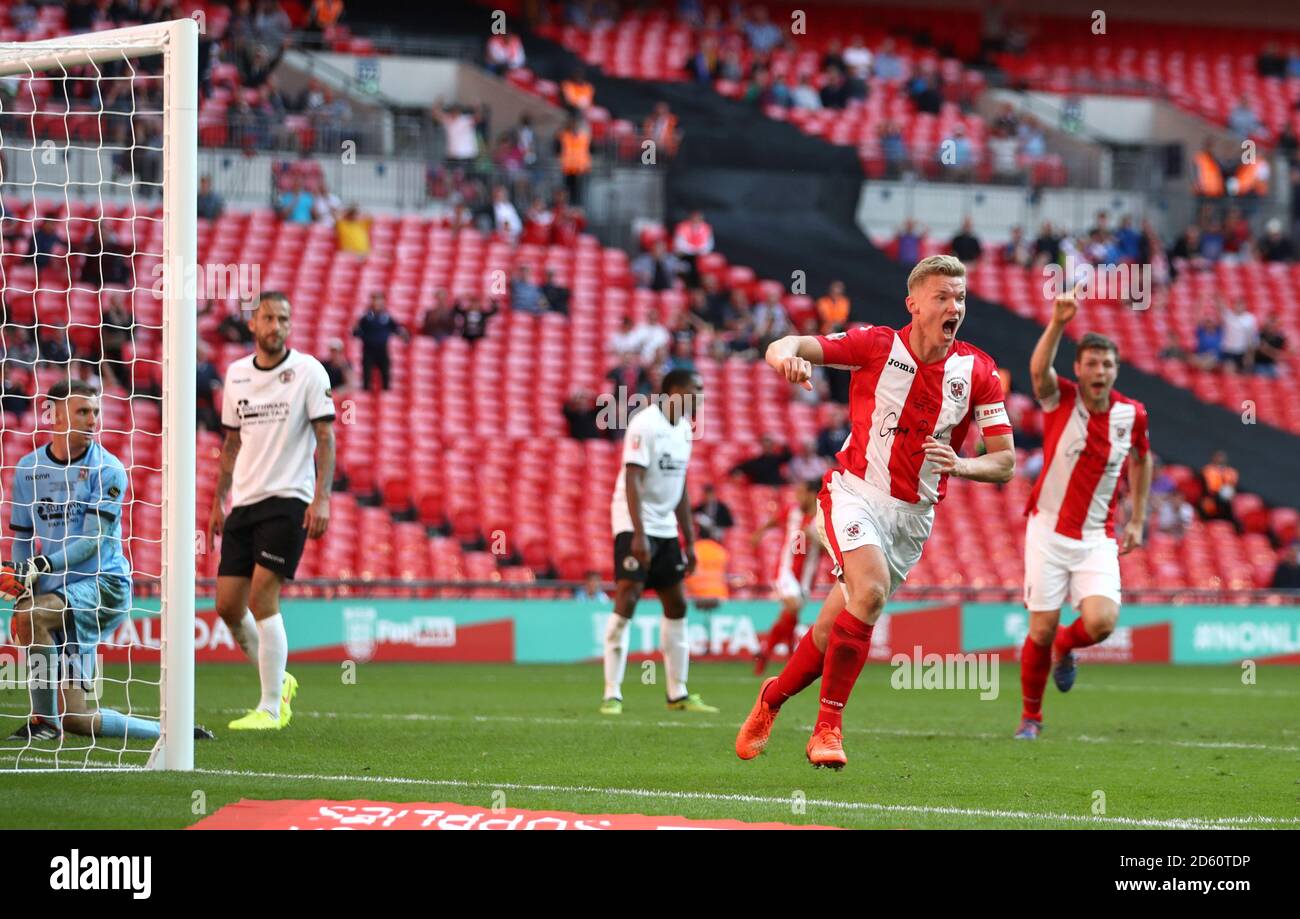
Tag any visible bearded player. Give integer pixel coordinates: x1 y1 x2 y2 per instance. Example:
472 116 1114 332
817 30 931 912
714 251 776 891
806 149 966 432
208 292 336 731
735 255 1016 768
751 479 822 675
5 380 213 742
1014 291 1152 739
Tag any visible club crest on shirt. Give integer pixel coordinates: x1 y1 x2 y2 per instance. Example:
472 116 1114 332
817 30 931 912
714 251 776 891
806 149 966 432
948 379 966 400
630 434 642 451
845 521 863 540
279 369 296 384
78 467 89 481
1115 426 1128 440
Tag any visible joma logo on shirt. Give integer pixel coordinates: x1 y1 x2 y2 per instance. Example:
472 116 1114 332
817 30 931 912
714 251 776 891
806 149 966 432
887 357 915 374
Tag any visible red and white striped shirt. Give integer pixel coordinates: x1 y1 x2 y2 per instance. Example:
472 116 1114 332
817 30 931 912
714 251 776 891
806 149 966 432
774 503 820 587
817 324 1013 506
1026 377 1150 539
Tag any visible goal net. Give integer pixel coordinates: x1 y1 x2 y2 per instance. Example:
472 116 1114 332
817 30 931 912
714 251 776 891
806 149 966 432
0 20 196 771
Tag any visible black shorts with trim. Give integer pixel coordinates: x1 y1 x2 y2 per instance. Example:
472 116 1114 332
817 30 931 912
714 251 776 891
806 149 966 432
217 497 309 579
613 531 686 590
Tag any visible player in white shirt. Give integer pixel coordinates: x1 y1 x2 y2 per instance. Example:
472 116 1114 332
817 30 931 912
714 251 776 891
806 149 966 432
601 370 717 715
207 292 336 731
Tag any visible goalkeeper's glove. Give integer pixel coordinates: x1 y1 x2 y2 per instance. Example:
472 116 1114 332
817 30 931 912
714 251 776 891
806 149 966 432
0 556 51 601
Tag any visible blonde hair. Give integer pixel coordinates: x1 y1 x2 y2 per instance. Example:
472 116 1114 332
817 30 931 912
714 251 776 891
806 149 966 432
907 254 966 292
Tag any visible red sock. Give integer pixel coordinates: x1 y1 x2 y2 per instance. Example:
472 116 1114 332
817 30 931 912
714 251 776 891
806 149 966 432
769 610 798 656
1020 635 1052 721
817 611 874 731
762 630 824 709
1053 618 1097 656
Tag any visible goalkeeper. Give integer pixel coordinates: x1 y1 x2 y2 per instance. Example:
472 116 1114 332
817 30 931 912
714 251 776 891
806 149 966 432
4 380 211 742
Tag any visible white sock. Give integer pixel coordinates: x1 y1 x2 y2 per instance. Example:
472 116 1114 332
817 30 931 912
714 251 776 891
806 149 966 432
255 613 287 718
603 613 630 700
233 610 259 664
661 616 689 700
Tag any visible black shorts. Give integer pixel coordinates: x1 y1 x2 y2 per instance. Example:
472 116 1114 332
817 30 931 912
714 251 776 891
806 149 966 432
613 531 686 590
218 497 309 580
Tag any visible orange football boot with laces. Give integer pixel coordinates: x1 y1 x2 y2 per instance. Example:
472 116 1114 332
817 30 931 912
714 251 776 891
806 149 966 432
806 722 847 769
735 677 779 760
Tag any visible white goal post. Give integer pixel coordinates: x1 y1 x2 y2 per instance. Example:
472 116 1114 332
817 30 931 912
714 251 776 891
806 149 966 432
0 19 197 770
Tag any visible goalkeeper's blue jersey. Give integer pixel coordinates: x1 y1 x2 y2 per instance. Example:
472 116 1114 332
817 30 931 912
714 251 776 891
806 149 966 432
8 441 131 583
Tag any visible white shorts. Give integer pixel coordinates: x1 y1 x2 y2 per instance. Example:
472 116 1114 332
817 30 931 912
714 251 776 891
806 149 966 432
1023 511 1122 612
815 470 934 598
774 569 804 602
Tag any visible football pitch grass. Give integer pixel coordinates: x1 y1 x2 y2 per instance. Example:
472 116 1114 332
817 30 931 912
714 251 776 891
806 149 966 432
2 661 1298 829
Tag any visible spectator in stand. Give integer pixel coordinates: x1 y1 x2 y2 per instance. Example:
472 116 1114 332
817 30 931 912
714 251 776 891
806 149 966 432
196 341 222 433
1199 450 1239 521
522 195 554 244
631 239 686 291
510 265 545 315
938 123 973 177
1219 299 1258 372
305 0 344 48
98 294 132 388
909 64 943 116
988 125 1020 182
1017 117 1046 160
605 351 652 399
672 210 714 288
842 35 873 82
1192 137 1225 199
644 102 682 159
31 219 66 269
787 441 827 482
555 114 592 207
80 221 132 287
752 288 791 351
1170 224 1208 276
879 121 907 178
1192 308 1223 370
541 270 571 316
950 217 983 264
219 302 254 344
0 364 31 421
240 38 288 90
1252 313 1288 376
335 203 371 256
434 102 481 169
662 337 697 375
816 280 849 333
1259 218 1296 262
1227 97 1261 141
1001 225 1031 267
873 37 904 81
685 521 729 610
1032 221 1061 268
485 31 525 75
1271 543 1300 590
693 483 734 534
894 219 924 265
1258 42 1288 78
816 405 851 458
352 292 410 391
453 293 498 345
197 175 224 220
742 5 782 53
320 338 352 392
563 389 605 441
731 435 792 485
819 66 851 110
490 185 523 241
549 188 587 245
789 74 823 111
686 33 720 83
692 272 733 331
275 175 315 224
560 67 595 115
573 570 610 602
1158 331 1188 361
420 290 457 340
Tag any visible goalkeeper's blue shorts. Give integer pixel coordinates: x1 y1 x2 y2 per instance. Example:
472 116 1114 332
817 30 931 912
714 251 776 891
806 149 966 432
38 573 132 692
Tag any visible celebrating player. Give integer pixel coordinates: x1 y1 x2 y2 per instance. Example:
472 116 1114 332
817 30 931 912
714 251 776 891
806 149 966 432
600 369 718 715
208 292 336 731
5 380 213 742
1015 291 1152 739
735 255 1015 768
750 479 822 675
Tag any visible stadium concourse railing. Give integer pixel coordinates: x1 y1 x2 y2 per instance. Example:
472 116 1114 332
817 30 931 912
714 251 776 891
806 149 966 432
165 579 1300 605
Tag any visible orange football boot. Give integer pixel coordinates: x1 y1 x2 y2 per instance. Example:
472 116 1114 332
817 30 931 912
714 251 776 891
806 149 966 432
806 722 847 769
735 677 779 760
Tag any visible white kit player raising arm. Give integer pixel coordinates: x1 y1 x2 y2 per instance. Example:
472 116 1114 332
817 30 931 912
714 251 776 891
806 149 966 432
1014 289 1153 740
735 255 1016 769
600 369 718 715
207 292 337 732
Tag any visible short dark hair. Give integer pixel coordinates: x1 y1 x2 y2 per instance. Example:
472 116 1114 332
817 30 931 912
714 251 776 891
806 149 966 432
1076 332 1118 361
47 379 99 401
255 290 291 312
661 369 702 393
